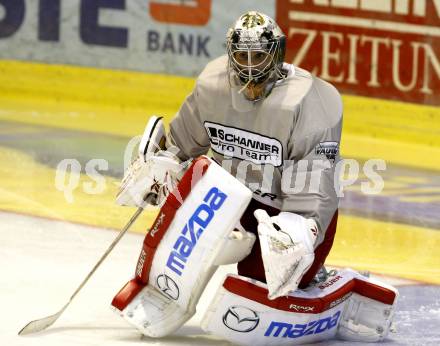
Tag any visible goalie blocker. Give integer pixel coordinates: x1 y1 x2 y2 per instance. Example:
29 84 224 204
111 156 255 337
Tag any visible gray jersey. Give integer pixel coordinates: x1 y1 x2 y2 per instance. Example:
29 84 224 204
168 55 342 245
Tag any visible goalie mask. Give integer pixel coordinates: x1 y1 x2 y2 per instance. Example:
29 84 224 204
226 11 286 101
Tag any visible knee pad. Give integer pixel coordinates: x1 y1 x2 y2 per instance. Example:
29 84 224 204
201 268 398 345
111 157 253 337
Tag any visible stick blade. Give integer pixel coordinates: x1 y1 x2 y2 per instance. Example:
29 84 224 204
18 310 62 335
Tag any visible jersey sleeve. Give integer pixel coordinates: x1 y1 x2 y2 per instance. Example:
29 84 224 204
281 124 342 246
168 83 211 161
281 78 343 246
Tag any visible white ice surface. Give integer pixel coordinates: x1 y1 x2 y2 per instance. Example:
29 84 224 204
0 211 233 345
1 211 437 346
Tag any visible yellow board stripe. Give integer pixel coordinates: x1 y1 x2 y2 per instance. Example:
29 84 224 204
0 60 439 147
341 133 440 171
0 60 194 137
0 146 155 233
328 214 440 285
1 59 439 170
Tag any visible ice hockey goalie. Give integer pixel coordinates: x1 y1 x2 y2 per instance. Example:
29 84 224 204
111 155 398 344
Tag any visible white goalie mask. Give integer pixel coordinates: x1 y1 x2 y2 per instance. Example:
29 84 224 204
226 11 286 90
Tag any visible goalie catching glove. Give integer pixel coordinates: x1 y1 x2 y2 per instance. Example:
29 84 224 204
255 209 318 299
116 116 187 207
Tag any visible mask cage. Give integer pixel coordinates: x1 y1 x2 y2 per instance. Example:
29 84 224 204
227 40 279 84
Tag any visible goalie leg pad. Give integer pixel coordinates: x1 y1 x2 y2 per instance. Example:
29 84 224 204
337 275 398 342
111 276 204 337
201 269 398 345
112 157 253 337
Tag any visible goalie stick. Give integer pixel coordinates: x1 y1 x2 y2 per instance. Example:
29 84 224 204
18 194 155 335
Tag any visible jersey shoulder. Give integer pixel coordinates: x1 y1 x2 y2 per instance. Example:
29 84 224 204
196 55 229 94
299 72 343 132
271 65 313 111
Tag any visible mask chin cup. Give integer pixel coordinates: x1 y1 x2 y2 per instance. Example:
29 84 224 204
236 72 275 101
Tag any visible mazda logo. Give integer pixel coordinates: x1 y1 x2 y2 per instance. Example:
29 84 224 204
156 274 179 300
222 306 260 332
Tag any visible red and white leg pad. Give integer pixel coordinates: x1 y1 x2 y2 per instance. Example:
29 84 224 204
111 157 253 337
201 269 398 345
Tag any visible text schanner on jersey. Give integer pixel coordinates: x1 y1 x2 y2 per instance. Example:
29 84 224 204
204 122 282 166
